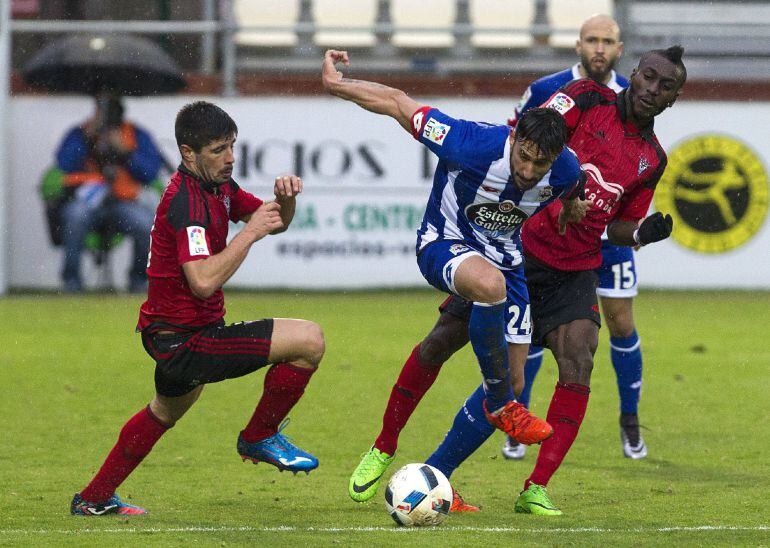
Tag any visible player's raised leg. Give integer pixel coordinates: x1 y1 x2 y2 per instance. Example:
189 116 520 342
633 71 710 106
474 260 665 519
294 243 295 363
238 319 325 474
452 256 551 444
349 308 469 502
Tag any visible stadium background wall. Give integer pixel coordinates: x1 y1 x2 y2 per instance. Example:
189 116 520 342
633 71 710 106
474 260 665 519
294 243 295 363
8 95 770 290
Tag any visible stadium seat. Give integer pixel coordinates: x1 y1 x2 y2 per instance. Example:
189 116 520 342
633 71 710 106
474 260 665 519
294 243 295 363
469 0 535 50
547 0 613 49
312 0 378 49
233 0 300 48
391 0 456 49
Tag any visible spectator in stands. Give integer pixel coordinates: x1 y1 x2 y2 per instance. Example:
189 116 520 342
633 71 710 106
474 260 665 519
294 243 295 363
56 95 163 293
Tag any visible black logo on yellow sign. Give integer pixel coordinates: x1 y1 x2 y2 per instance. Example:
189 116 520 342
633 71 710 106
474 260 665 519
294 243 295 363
655 135 768 253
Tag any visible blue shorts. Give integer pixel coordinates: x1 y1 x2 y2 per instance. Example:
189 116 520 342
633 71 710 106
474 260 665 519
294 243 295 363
417 240 532 344
595 241 638 298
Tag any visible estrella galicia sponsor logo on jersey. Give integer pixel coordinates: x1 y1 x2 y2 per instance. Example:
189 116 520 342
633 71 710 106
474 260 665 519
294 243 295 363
655 134 769 253
464 200 529 238
545 92 575 115
423 118 451 145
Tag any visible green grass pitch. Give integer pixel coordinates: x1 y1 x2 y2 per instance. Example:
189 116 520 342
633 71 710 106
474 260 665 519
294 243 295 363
0 290 768 546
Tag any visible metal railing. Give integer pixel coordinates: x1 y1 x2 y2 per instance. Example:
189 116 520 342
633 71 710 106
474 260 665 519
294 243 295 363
9 0 770 96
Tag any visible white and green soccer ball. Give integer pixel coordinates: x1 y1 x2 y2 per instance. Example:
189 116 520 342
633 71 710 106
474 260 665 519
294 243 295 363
384 463 452 527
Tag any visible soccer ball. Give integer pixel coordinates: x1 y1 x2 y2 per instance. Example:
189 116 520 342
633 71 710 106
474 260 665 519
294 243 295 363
384 463 452 527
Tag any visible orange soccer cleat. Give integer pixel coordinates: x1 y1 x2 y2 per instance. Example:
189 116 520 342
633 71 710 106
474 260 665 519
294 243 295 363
450 489 479 513
483 400 553 445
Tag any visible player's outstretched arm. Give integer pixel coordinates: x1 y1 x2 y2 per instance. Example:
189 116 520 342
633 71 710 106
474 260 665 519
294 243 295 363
321 49 421 133
607 212 673 247
182 202 284 298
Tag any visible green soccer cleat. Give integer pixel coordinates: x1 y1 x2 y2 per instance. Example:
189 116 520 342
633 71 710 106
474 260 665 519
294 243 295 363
348 447 395 502
514 484 563 516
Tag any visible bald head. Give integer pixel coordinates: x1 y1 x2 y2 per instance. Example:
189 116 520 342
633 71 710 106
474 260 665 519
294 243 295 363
575 14 624 84
579 14 621 42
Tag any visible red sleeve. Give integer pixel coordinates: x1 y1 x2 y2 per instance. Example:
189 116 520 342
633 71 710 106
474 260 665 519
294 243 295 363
410 106 433 140
229 182 263 221
174 224 212 265
616 185 655 223
541 80 616 136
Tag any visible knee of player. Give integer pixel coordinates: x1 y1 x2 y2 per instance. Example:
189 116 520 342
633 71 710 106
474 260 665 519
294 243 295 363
557 349 594 377
419 336 452 366
420 316 468 364
473 269 506 304
301 321 326 367
607 318 636 338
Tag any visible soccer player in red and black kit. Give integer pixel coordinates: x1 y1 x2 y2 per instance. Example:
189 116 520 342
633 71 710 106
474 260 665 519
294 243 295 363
359 46 686 515
71 101 325 516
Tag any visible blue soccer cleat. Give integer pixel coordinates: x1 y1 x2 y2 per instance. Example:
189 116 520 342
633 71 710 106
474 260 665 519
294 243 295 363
237 421 319 475
70 493 147 516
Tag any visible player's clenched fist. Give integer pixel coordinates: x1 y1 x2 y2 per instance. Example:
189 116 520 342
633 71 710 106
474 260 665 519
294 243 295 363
274 175 303 200
322 49 349 92
245 201 283 241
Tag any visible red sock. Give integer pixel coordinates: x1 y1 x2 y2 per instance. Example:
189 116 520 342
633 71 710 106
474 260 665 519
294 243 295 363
241 363 315 442
374 344 442 456
80 406 170 503
525 382 590 489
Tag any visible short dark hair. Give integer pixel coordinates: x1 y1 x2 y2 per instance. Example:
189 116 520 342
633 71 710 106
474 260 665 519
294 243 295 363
643 45 687 85
516 107 568 158
175 101 238 152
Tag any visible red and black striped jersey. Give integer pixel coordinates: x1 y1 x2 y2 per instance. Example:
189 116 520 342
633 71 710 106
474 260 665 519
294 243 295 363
522 79 668 271
137 166 262 330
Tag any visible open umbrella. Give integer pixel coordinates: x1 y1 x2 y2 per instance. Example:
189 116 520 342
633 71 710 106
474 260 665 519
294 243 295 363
23 33 186 95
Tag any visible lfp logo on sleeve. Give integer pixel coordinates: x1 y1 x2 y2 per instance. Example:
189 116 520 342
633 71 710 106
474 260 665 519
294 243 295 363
187 226 210 256
545 93 575 115
423 118 451 146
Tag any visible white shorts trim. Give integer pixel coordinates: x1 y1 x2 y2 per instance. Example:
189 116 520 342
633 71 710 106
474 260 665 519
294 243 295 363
596 286 639 298
443 250 480 295
506 333 532 344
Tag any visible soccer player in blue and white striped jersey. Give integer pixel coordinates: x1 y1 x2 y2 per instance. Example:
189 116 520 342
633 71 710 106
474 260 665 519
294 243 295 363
321 49 589 505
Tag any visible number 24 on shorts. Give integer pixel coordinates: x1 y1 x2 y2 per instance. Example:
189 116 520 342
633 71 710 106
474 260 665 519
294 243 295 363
507 304 532 335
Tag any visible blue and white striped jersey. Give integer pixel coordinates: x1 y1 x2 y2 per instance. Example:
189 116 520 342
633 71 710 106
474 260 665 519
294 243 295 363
513 63 629 122
410 106 582 270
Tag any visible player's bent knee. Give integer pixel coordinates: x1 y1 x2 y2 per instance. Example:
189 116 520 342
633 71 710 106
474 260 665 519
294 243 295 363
294 320 325 369
473 270 506 304
420 316 469 364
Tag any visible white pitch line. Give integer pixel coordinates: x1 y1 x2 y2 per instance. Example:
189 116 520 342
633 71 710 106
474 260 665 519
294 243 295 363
1 525 768 535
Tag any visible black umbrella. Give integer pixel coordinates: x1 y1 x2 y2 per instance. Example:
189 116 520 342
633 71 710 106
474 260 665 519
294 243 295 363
23 33 186 96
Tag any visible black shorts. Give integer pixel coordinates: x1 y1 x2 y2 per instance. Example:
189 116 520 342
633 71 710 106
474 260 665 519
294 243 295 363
524 255 601 347
438 294 473 321
141 319 274 397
